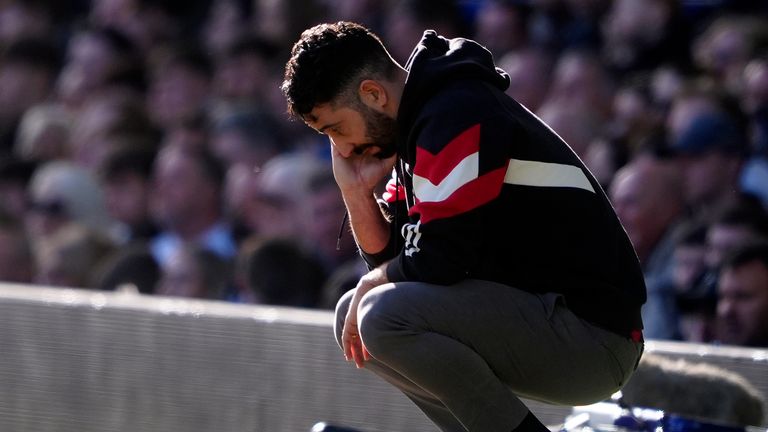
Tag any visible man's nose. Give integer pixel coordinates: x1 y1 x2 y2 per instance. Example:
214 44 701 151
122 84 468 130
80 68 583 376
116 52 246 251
330 137 355 158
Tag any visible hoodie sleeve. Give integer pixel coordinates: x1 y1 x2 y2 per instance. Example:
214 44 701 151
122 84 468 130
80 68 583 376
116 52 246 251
386 91 517 285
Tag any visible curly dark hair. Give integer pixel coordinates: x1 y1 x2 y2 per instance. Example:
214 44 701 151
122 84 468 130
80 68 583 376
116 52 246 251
281 21 397 118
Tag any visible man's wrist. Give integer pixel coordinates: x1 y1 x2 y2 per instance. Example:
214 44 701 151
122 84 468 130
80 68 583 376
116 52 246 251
340 185 377 201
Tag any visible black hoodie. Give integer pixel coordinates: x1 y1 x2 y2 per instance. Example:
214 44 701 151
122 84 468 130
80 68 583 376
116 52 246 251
362 31 646 338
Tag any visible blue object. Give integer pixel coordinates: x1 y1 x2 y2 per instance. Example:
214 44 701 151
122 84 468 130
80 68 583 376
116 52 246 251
663 415 745 432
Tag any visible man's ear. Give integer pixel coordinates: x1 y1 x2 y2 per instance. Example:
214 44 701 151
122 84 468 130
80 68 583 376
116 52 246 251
358 79 388 110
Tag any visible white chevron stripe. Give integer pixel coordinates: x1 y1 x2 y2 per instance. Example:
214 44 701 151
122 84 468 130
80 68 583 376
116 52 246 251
413 153 479 202
504 159 595 193
412 155 595 203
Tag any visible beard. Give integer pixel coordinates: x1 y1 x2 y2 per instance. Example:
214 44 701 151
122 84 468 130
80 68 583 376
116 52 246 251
360 104 398 159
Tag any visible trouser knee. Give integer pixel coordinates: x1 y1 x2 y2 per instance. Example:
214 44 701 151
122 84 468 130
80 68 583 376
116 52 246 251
356 288 402 359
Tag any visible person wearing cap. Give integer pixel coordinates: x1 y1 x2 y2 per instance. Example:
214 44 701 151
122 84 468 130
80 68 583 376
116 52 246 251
671 111 748 221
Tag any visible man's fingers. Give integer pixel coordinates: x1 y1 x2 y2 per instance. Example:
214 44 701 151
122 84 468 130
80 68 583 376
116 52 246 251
350 344 361 368
351 339 365 368
343 337 352 361
342 331 369 368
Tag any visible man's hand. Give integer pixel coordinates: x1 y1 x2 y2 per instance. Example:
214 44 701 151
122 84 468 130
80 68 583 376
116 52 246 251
331 143 397 196
341 263 390 368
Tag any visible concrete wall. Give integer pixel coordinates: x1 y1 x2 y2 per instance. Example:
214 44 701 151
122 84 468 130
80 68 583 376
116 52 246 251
0 284 765 432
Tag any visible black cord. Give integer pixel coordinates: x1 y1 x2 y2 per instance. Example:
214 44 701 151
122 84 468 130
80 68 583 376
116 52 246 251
336 211 348 251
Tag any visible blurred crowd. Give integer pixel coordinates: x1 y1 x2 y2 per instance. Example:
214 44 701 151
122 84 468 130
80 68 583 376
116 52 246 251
0 0 768 347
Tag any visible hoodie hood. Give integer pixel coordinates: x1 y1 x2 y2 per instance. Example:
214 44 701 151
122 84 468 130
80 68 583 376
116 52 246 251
397 31 510 132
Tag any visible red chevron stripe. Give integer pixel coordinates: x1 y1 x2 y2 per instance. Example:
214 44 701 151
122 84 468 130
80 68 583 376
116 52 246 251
410 166 506 223
414 124 481 184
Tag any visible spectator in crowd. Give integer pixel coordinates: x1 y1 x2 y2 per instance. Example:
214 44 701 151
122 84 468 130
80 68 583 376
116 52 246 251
222 162 258 244
650 64 687 113
56 25 140 109
716 241 768 347
601 0 691 75
240 152 325 241
252 0 328 52
94 243 160 294
666 82 748 149
156 245 232 299
201 0 252 59
88 0 190 53
304 167 358 272
332 0 386 32
610 155 685 267
0 38 62 154
671 111 748 221
146 44 213 130
0 0 57 47
33 222 116 289
610 155 685 339
160 112 211 153
0 211 35 284
583 133 631 189
13 103 73 163
676 196 768 342
743 56 768 116
706 195 768 270
98 146 159 243
247 237 326 307
670 221 713 342
498 47 554 113
693 15 768 94
212 34 281 114
382 0 467 64
537 49 614 156
149 144 236 267
26 160 116 245
525 0 603 52
210 109 285 169
70 89 158 170
0 158 36 220
229 237 261 303
537 101 602 157
610 76 665 154
472 0 528 59
740 57 768 208
541 49 615 122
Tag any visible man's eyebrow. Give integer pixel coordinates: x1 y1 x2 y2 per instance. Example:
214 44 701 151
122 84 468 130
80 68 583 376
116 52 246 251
317 122 341 134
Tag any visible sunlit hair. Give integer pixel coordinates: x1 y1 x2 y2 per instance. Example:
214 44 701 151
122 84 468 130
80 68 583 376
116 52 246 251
281 21 398 119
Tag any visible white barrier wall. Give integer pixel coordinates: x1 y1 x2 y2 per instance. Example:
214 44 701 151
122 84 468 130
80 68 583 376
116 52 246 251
0 284 765 432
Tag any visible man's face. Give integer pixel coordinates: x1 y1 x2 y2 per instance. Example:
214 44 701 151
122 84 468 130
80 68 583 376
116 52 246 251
716 260 768 347
104 173 150 227
306 101 397 159
151 148 214 226
677 151 732 207
609 169 667 257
